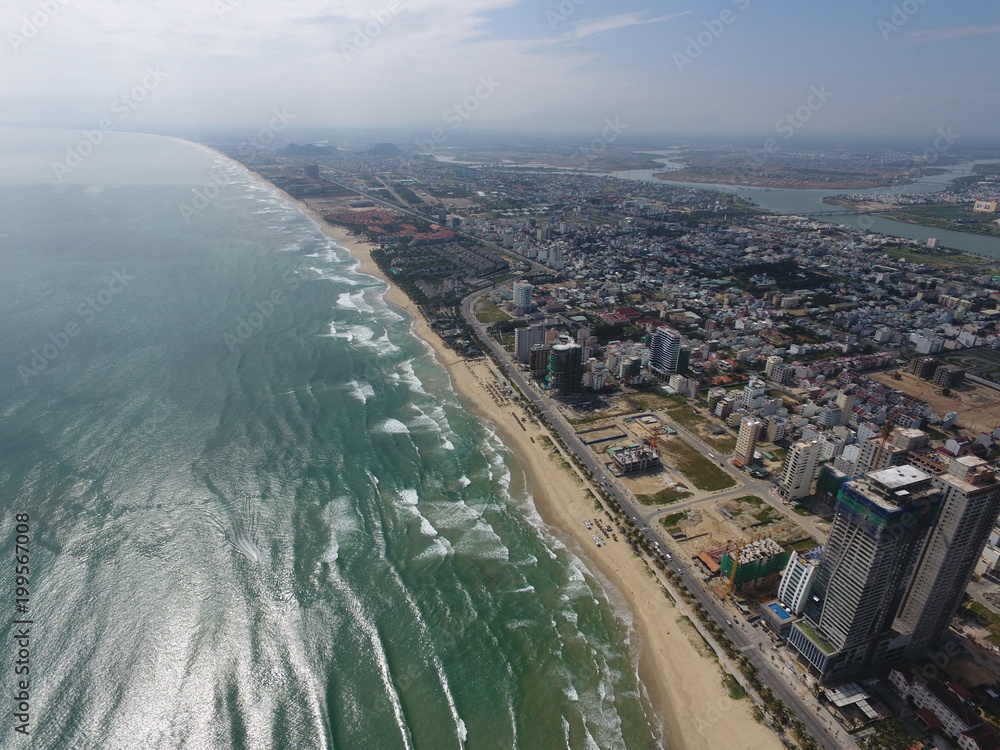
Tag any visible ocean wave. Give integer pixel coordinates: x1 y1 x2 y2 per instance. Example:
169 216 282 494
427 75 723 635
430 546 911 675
376 419 410 435
347 380 375 404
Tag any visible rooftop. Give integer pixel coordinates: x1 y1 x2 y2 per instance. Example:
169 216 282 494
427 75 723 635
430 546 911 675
869 464 931 490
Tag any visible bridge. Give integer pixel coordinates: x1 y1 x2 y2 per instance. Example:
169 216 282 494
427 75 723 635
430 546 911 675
784 208 902 218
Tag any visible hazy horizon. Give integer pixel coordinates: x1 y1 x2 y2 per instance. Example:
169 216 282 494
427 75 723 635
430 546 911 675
3 0 999 143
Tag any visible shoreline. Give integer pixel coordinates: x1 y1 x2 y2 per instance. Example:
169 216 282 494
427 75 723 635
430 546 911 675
654 170 899 190
289 198 783 750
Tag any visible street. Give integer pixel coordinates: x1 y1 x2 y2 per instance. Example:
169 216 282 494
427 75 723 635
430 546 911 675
460 287 855 750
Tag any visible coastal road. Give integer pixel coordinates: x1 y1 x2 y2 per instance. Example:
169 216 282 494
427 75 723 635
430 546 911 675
459 288 854 749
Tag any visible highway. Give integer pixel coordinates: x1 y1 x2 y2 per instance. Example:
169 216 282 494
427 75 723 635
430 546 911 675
460 287 856 750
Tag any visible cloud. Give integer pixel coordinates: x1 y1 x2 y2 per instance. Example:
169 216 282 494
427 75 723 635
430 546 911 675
903 24 1000 43
564 11 691 41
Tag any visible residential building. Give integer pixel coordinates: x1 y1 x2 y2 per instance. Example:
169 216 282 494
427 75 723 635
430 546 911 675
894 457 1000 658
788 466 942 682
741 378 767 412
933 365 966 389
545 342 583 395
514 324 546 363
777 440 821 500
836 390 857 426
735 417 761 465
778 549 821 615
648 326 681 377
512 281 533 311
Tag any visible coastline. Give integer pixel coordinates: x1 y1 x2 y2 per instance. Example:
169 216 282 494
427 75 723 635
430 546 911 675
290 198 783 750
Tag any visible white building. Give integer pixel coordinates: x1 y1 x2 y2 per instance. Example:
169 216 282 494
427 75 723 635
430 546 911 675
778 550 820 615
778 440 821 500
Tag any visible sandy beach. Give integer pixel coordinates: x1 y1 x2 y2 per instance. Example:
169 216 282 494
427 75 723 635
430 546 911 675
291 199 783 750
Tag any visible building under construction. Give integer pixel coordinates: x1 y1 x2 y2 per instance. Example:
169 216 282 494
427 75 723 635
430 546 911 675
719 537 790 591
608 443 661 475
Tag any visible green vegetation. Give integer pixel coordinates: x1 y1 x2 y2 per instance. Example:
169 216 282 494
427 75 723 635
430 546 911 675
959 599 1000 646
727 495 779 524
784 537 819 553
636 486 692 506
861 717 925 750
795 620 835 655
722 673 747 701
767 447 788 463
474 298 512 324
879 204 1000 239
663 404 736 452
618 391 679 412
392 185 424 205
662 438 736 492
925 425 948 441
879 243 1000 272
660 511 688 528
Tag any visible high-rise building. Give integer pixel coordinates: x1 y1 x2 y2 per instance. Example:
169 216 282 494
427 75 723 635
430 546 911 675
765 355 784 380
788 466 942 682
514 324 546 363
548 245 564 270
528 344 551 381
545 343 583 396
853 436 908 477
512 281 533 312
735 417 761 465
648 327 681 377
907 357 939 380
741 378 767 412
932 365 966 389
894 457 1000 658
777 440 821 500
778 550 821 616
765 416 786 443
836 390 857 426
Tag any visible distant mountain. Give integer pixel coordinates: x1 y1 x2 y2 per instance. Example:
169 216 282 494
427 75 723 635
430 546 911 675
278 143 336 157
368 142 400 156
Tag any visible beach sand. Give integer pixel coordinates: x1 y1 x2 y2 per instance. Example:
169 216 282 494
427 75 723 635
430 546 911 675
292 199 783 750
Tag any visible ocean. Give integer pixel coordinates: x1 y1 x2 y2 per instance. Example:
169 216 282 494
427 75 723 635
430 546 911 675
0 128 661 749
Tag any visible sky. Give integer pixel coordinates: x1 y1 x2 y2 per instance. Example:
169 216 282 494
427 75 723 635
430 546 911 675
2 0 998 142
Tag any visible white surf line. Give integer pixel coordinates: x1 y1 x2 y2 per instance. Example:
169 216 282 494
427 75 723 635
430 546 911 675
334 570 414 750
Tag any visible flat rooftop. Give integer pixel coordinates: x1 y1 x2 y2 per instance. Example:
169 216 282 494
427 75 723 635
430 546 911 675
868 464 930 490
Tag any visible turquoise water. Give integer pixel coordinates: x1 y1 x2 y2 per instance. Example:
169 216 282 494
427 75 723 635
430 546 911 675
615 156 1000 257
0 129 661 749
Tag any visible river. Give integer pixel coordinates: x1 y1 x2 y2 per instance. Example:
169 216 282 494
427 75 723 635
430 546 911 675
614 154 1000 258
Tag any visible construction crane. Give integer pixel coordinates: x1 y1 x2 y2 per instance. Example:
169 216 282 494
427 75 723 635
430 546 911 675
870 395 918 472
726 533 774 596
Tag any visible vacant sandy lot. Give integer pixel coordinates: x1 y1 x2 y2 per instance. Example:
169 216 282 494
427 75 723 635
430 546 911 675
871 371 1000 434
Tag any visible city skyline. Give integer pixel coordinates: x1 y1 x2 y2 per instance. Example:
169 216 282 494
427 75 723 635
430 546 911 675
2 1 999 139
